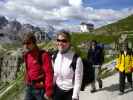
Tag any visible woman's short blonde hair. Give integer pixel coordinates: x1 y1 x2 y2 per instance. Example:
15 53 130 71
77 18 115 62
57 30 71 42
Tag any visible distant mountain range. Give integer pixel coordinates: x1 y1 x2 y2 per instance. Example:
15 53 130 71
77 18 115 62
0 16 56 44
95 14 133 35
1 14 132 44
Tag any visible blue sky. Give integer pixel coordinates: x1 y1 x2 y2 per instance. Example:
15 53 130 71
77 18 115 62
83 0 133 10
0 0 132 31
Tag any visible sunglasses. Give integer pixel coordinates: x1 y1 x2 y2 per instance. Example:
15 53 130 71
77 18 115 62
56 39 68 43
23 42 32 45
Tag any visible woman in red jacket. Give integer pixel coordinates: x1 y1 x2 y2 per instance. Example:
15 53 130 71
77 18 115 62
23 32 53 100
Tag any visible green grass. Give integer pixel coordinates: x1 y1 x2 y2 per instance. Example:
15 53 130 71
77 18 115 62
0 64 25 100
71 33 119 46
0 79 25 100
0 73 24 100
1 42 21 50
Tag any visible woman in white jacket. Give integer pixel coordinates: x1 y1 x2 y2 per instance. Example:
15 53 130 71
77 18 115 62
53 31 83 100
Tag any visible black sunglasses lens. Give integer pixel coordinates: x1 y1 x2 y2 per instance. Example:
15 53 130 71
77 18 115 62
23 42 31 45
57 39 67 43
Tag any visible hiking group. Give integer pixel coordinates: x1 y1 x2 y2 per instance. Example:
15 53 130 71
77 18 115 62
22 30 133 100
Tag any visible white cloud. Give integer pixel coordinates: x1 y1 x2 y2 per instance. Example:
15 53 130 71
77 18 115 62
0 0 132 31
5 0 69 10
69 0 82 7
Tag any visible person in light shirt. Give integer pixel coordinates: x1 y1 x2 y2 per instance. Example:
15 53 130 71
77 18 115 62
53 30 83 100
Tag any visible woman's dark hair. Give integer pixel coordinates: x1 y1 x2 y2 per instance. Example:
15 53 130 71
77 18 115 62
23 32 36 44
91 40 97 45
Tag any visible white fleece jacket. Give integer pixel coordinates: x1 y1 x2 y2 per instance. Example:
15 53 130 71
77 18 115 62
53 50 83 99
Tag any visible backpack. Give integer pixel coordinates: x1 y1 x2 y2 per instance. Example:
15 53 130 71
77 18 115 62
81 58 95 91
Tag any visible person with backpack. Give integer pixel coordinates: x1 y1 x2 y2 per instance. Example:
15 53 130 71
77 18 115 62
87 40 104 93
115 42 133 95
53 30 83 100
22 32 53 100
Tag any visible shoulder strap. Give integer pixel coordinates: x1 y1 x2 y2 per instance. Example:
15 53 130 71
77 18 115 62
52 50 58 63
70 53 79 72
71 53 79 85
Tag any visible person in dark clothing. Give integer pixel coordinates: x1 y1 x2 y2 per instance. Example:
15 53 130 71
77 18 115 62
87 40 104 93
80 58 94 91
22 32 53 100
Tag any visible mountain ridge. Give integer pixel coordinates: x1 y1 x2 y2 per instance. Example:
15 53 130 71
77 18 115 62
0 16 55 44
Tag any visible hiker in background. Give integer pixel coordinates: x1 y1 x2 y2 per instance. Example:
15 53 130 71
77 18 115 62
115 42 133 95
87 40 104 93
53 30 83 100
22 32 53 100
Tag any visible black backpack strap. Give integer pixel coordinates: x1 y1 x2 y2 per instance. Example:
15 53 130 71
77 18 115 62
70 53 79 85
52 50 58 63
70 53 79 72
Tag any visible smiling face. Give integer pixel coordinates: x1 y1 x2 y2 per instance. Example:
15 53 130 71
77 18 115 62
56 31 71 53
22 32 37 52
122 43 128 51
23 40 35 52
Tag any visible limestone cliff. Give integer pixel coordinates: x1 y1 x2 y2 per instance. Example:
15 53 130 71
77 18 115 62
0 49 23 82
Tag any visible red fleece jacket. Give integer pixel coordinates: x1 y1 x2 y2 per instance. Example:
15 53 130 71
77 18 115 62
24 49 53 97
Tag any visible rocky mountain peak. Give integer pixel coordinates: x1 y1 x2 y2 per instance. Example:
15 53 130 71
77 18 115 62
0 16 8 29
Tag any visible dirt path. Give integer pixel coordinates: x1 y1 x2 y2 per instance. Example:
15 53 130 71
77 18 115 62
80 73 133 100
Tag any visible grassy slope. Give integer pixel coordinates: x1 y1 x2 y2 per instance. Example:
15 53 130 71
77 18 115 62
71 33 119 45
0 70 25 100
95 14 133 34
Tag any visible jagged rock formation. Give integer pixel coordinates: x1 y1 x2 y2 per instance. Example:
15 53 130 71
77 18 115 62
0 16 8 29
0 49 23 82
0 16 52 44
